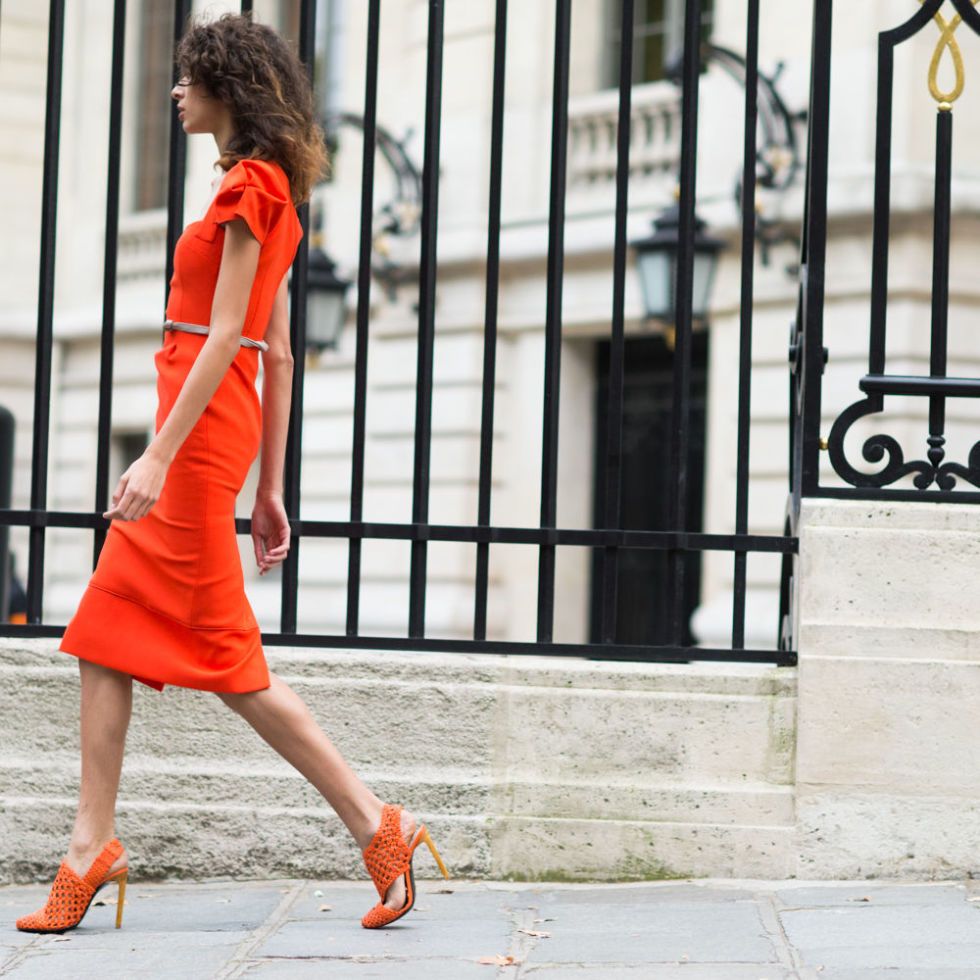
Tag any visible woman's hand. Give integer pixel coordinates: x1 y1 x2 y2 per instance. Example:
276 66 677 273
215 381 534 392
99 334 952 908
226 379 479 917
103 450 170 522
252 491 291 575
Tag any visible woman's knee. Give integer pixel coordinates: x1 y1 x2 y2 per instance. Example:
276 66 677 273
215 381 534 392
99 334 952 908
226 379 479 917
78 659 133 684
214 690 242 712
215 689 262 714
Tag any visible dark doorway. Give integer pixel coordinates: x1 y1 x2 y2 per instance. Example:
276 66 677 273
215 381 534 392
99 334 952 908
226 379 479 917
590 333 709 646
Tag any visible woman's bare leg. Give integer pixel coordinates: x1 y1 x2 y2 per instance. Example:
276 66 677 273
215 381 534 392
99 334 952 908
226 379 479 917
216 671 415 910
64 660 132 877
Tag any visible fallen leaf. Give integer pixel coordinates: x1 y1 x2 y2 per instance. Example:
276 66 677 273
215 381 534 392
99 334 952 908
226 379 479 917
477 954 520 967
517 928 551 938
435 888 454 894
318 904 333 912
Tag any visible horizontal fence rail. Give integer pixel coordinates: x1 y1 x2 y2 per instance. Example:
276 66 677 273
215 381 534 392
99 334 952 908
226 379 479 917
0 0 802 666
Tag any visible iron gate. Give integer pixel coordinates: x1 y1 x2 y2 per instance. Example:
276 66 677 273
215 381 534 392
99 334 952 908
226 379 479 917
12 1 973 665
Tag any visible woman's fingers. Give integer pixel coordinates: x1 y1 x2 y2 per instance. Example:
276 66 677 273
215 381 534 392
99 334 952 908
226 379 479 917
104 493 135 521
251 507 289 557
259 542 289 574
256 529 289 574
104 451 171 522
103 476 128 520
103 471 161 522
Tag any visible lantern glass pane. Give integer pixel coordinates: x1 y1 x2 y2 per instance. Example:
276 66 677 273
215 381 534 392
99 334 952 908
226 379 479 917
637 249 674 320
692 251 718 319
308 291 345 348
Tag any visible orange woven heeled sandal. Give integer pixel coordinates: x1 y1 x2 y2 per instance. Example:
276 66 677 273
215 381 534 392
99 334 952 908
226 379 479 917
360 802 449 929
15 837 128 934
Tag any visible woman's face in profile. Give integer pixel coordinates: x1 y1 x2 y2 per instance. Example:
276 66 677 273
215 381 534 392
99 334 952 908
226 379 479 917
170 75 221 135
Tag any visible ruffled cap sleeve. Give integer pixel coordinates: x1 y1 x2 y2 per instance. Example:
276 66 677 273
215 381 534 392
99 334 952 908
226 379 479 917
212 159 290 245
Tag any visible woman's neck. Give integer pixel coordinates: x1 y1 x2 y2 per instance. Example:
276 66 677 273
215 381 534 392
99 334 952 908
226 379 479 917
213 120 235 160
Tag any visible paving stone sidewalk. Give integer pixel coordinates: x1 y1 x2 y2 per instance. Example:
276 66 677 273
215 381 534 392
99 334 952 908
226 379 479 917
2 876 980 979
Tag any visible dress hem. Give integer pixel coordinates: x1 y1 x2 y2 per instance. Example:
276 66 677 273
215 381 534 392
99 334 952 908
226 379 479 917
59 582 272 694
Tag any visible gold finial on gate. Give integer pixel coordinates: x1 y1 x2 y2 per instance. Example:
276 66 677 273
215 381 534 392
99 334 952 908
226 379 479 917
919 0 979 106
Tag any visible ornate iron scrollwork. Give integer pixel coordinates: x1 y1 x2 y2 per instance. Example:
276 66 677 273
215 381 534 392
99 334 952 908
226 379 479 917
828 393 980 490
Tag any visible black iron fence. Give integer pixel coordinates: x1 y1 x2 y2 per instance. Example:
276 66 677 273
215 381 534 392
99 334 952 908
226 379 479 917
23 0 972 666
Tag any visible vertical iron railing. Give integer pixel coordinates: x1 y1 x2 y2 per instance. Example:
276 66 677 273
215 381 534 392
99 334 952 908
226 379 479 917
163 1 193 326
731 0 760 649
280 0 317 633
94 0 129 566
407 0 445 639
597 0 634 644
473 0 509 641
664 0 703 646
25 0 66 627
535 0 572 644
790 0 832 511
344 0 381 638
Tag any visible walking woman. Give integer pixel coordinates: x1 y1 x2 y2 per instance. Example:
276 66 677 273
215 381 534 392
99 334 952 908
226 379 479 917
16 11 447 935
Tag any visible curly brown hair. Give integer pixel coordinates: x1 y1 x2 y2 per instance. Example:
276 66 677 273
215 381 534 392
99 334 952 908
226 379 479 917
175 10 329 205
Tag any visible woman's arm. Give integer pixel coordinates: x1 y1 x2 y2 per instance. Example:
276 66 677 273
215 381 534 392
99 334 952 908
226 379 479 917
256 272 293 497
103 219 260 522
251 273 293 574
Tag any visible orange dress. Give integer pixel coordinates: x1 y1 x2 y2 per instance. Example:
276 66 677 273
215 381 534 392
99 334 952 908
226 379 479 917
59 158 303 693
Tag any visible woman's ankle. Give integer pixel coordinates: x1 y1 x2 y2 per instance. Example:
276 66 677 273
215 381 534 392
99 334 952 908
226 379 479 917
68 831 116 855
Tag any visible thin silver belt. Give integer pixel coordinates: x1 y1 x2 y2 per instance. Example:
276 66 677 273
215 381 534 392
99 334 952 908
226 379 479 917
164 319 269 352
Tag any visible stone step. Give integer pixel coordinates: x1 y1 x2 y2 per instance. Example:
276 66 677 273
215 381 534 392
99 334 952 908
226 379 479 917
1 794 795 883
0 793 488 883
0 754 794 826
0 646 796 787
490 816 796 881
1 641 796 694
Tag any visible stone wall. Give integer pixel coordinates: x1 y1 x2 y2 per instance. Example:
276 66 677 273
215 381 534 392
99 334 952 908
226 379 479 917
0 640 796 883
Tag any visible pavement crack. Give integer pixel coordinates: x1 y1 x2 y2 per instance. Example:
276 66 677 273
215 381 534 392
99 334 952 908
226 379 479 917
211 880 308 980
508 900 542 979
758 890 805 978
1 936 44 975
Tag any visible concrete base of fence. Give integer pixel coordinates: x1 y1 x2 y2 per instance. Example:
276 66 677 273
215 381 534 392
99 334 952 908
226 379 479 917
794 498 980 879
0 638 796 884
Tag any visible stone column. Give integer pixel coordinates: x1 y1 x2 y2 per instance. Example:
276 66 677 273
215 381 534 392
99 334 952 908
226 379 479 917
794 498 980 878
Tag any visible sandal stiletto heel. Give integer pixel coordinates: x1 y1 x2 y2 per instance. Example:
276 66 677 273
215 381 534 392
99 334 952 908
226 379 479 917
15 837 129 934
360 803 451 929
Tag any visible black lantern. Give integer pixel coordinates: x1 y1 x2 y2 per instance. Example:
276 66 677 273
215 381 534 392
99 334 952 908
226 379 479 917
631 203 724 325
306 245 351 352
